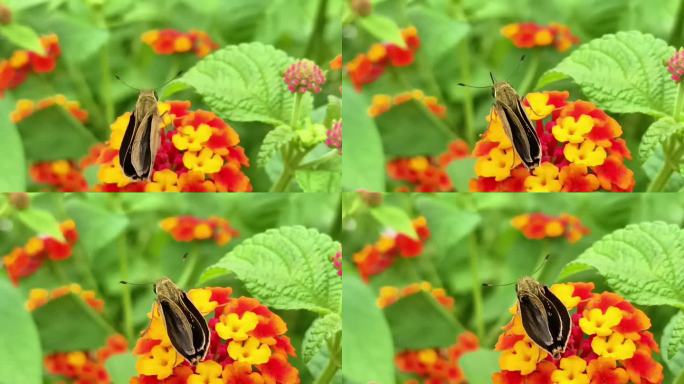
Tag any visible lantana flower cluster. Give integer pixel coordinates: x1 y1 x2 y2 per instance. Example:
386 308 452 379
11 95 89 123
368 90 447 119
30 160 89 192
132 287 299 384
44 334 128 384
283 59 326 94
387 139 470 192
668 49 684 83
0 34 61 97
493 282 663 384
2 219 78 285
159 215 239 246
352 216 430 281
326 119 342 154
396 332 479 384
346 26 421 90
26 283 104 312
500 23 579 52
93 100 251 192
471 91 634 192
141 29 219 58
511 213 590 244
377 281 454 310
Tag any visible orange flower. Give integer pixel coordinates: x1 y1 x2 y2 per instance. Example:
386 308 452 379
0 34 61 97
30 160 88 192
368 89 446 119
44 334 127 384
377 281 454 309
141 29 219 58
501 22 579 52
396 332 479 383
160 215 239 246
11 95 88 123
511 212 590 244
26 283 103 312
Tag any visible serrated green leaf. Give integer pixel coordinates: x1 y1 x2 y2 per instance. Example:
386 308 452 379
561 222 684 307
342 276 394 384
357 14 406 48
32 294 111 352
0 280 41 384
201 226 341 314
384 290 463 349
538 31 676 117
0 23 45 54
17 106 97 161
257 125 295 168
639 117 684 162
370 205 418 239
663 311 684 374
166 42 312 127
302 314 341 362
460 349 500 384
16 208 64 241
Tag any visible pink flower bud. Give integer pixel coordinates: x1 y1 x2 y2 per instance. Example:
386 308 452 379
668 49 684 83
283 59 326 94
325 120 342 153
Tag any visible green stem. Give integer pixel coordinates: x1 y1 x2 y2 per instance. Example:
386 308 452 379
64 61 107 134
73 245 101 293
117 234 134 341
517 52 540 96
291 92 304 129
671 0 684 47
674 81 684 122
468 233 484 340
314 332 341 384
177 250 199 289
303 0 329 60
270 147 311 192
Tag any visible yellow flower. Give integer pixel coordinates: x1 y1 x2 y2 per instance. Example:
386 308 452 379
172 124 212 152
136 345 178 380
187 288 217 315
525 92 555 120
187 360 223 384
484 112 513 148
417 349 438 365
551 356 589 384
534 30 554 46
159 217 178 232
545 220 564 237
553 115 594 143
215 311 259 341
66 351 87 367
409 156 429 172
227 336 271 365
141 30 160 44
550 283 580 310
145 170 179 192
500 339 547 375
25 238 44 255
98 158 131 187
147 306 172 345
591 332 636 360
579 307 622 336
183 148 223 174
564 140 606 166
109 113 132 150
475 147 515 181
525 162 561 192
174 36 193 52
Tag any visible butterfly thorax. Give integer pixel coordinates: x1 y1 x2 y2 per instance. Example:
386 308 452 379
493 81 519 105
516 276 544 297
136 90 158 114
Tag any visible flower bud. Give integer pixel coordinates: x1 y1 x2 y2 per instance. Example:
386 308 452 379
283 59 326 94
668 49 684 83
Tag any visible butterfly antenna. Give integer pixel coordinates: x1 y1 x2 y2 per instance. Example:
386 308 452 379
482 254 551 287
504 54 526 81
114 74 140 91
457 82 491 89
157 70 184 89
119 280 155 286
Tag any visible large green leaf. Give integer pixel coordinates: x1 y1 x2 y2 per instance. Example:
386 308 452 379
357 14 406 48
460 349 500 384
662 311 684 375
537 31 676 118
32 294 111 352
342 83 385 191
384 290 463 349
375 99 453 156
16 208 64 241
407 7 470 65
0 280 42 384
415 196 480 255
0 23 45 54
65 199 128 255
446 158 476 192
201 226 341 314
43 12 109 63
301 313 341 363
639 117 684 163
257 124 295 168
165 42 311 127
561 222 684 307
342 276 394 384
0 98 26 191
17 105 97 161
295 167 341 192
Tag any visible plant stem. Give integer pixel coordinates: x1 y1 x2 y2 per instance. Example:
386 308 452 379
517 52 540 96
303 0 329 61
64 61 106 134
270 147 310 192
468 232 484 340
93 7 114 124
674 82 684 122
117 234 134 341
298 149 339 169
177 250 199 289
291 93 304 129
314 332 341 384
671 0 684 47
457 40 476 144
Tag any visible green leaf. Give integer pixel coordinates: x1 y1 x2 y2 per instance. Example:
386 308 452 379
166 42 311 126
375 99 453 156
460 349 500 384
370 205 418 239
342 83 385 191
43 12 109 63
323 95 341 127
16 208 64 241
104 352 137 384
257 125 295 168
65 199 128 254
384 290 463 349
17 106 97 161
200 226 341 314
663 311 684 375
537 31 676 118
32 294 110 352
0 280 42 384
0 23 46 54
561 222 684 307
296 168 341 192
357 14 406 48
342 276 394 384
302 314 341 363
407 7 470 65
639 117 684 163
0 98 26 191
446 158 476 192
415 197 480 255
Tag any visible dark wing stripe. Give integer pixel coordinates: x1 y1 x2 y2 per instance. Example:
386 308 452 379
180 290 210 360
159 299 197 359
119 111 138 176
518 295 554 347
514 99 542 165
543 286 572 346
499 102 533 164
